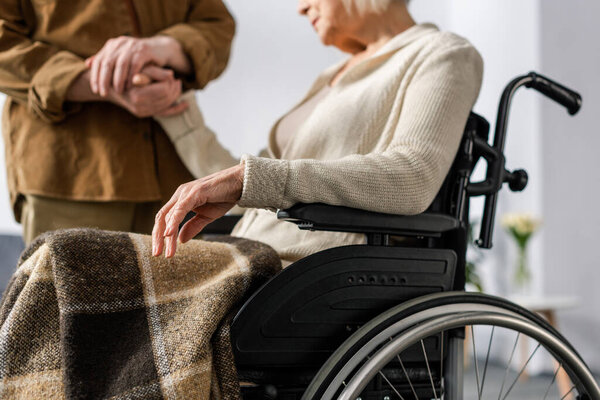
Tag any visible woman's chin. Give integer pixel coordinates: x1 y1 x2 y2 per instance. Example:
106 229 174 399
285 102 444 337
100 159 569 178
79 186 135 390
316 33 334 47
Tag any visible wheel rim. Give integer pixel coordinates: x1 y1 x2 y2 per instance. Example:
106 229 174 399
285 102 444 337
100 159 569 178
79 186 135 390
304 292 586 400
335 312 599 400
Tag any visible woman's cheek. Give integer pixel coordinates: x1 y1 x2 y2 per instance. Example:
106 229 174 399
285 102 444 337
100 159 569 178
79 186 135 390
318 23 337 45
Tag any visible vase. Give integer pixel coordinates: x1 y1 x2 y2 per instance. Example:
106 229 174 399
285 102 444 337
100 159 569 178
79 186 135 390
512 244 531 295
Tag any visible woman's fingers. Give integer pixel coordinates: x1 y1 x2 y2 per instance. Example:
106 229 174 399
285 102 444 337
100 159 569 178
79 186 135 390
152 215 166 256
164 199 198 237
152 204 171 256
132 73 152 87
177 214 210 244
118 79 180 117
179 203 234 243
152 165 245 258
141 65 174 82
152 186 183 256
164 234 176 258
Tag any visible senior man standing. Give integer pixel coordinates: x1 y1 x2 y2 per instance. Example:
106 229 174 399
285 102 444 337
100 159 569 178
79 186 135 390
0 0 235 244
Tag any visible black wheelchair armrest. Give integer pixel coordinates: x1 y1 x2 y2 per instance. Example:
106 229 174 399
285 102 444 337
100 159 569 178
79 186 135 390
202 214 243 235
277 203 460 238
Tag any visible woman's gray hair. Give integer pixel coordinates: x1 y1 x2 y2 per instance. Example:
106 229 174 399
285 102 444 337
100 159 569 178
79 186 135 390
341 0 409 15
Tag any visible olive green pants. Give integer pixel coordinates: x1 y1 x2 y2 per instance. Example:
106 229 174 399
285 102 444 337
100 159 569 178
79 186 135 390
20 195 162 245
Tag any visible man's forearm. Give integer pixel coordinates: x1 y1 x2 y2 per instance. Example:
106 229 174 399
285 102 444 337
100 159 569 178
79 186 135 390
66 70 103 102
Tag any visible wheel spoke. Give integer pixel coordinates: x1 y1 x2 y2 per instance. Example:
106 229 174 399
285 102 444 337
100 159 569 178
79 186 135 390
319 298 597 400
397 354 419 400
498 332 520 400
440 330 444 391
559 386 576 400
543 363 562 400
379 370 406 400
502 343 541 400
479 326 495 398
420 339 439 400
471 326 482 400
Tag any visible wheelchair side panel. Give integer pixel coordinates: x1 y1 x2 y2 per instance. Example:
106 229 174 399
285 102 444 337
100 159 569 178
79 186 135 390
231 244 456 370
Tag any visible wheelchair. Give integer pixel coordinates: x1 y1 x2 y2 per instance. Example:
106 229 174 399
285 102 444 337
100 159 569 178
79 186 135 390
205 72 599 399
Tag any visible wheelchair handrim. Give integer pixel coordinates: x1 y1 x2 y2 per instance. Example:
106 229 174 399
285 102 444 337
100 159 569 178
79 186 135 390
337 312 599 400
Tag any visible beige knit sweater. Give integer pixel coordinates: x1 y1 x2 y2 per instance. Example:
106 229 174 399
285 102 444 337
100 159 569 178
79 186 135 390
161 24 483 265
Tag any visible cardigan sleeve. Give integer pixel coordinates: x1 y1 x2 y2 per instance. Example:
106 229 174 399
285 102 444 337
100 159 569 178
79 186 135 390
155 90 238 178
158 0 235 90
237 43 484 215
0 0 87 123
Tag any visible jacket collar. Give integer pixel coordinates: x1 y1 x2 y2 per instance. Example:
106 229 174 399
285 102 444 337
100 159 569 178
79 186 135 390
373 23 439 58
269 23 441 158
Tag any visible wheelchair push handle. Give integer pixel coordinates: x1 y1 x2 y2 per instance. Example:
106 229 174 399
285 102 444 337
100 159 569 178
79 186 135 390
526 72 582 115
474 72 581 249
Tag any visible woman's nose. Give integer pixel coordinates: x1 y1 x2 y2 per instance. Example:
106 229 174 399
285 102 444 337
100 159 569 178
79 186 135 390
297 0 310 15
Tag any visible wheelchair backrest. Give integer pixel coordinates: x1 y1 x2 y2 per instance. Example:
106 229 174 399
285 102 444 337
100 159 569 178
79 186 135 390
427 112 490 223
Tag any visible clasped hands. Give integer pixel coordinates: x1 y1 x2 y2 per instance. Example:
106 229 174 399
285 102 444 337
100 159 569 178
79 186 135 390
85 35 191 117
82 35 245 257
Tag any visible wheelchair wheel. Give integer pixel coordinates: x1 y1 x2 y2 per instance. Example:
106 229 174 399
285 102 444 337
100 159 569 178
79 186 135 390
303 292 599 400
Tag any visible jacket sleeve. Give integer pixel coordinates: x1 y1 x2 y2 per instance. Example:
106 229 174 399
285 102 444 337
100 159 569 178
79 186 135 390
158 0 235 89
0 0 87 122
237 43 484 215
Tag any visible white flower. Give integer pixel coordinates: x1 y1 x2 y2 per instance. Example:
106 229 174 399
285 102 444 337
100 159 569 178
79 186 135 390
501 212 542 236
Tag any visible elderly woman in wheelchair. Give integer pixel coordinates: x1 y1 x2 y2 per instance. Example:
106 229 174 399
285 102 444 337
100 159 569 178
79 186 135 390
148 0 599 399
152 0 481 263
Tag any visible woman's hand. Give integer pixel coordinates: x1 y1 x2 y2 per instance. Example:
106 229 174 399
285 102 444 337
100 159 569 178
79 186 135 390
107 65 188 117
87 35 191 97
152 163 245 258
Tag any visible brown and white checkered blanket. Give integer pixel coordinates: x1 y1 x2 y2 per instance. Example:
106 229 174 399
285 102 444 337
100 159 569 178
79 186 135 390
0 229 281 399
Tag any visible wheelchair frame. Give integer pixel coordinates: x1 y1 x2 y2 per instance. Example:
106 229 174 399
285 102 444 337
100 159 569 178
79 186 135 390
203 72 594 399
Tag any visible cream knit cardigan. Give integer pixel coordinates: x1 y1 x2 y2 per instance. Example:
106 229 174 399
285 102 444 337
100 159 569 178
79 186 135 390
162 24 483 265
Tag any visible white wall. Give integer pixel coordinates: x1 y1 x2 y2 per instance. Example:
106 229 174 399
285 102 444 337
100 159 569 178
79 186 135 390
196 0 344 158
539 0 600 370
412 1 544 298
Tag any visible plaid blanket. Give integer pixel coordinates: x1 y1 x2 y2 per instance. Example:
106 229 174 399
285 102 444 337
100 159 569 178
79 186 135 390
0 229 281 399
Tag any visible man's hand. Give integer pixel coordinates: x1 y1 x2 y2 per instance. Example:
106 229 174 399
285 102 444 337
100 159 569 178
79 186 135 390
152 164 245 258
87 35 192 97
66 65 188 117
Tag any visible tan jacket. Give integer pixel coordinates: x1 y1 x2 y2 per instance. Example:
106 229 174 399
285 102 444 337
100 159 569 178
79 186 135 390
0 0 235 219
